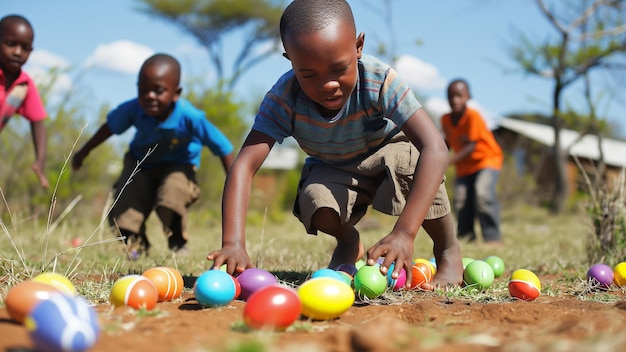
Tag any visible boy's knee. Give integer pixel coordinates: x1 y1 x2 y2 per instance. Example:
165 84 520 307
311 207 341 231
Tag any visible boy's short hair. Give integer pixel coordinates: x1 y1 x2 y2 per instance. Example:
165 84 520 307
140 53 181 85
0 14 33 34
449 78 470 92
279 0 355 40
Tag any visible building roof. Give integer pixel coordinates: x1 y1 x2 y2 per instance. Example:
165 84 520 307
496 117 626 168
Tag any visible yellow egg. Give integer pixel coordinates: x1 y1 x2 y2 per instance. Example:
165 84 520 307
32 272 77 296
298 277 354 320
412 258 436 275
613 262 626 287
509 269 541 291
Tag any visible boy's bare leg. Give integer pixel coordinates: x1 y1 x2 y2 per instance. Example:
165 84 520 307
421 213 463 290
311 207 364 269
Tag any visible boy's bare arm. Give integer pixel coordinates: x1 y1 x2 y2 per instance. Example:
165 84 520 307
220 152 235 173
207 130 275 275
367 108 449 281
30 120 49 188
72 123 113 170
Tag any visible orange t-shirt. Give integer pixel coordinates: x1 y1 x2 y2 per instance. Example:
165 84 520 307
441 107 503 177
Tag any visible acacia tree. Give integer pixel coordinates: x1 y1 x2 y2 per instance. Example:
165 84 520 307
509 0 626 213
137 0 284 92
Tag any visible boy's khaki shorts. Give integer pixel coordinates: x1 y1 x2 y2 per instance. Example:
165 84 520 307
294 133 450 235
109 153 200 237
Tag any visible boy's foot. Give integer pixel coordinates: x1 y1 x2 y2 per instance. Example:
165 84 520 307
328 240 364 270
124 233 150 260
421 244 464 290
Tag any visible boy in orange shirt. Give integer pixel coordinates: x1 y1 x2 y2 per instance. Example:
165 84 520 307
441 79 503 246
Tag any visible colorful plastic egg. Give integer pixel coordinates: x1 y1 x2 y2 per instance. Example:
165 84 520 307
32 272 76 296
243 285 301 330
586 263 614 289
386 263 407 291
194 270 236 307
413 258 436 275
463 260 495 290
614 262 626 287
410 262 433 289
109 275 158 310
354 264 387 299
508 269 541 301
236 268 278 301
25 292 99 352
484 255 505 278
142 267 184 302
298 277 355 320
5 281 61 324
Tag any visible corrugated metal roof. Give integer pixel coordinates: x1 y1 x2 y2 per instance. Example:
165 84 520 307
496 117 626 168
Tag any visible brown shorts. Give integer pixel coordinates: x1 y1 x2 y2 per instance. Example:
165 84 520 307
108 153 201 235
294 134 450 235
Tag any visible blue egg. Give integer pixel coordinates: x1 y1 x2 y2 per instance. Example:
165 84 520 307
312 268 352 287
25 293 100 352
194 270 236 307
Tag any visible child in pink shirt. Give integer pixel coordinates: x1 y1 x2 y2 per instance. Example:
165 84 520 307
0 14 48 188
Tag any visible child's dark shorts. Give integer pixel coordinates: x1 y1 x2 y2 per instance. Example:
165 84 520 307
108 153 201 235
293 133 450 235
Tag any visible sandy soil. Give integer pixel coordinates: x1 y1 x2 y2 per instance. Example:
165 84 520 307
2 276 626 352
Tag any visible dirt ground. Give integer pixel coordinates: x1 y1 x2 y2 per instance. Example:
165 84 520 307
2 275 626 352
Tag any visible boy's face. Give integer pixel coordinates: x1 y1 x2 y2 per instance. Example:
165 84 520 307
283 21 364 117
137 63 181 121
447 82 470 115
0 20 34 75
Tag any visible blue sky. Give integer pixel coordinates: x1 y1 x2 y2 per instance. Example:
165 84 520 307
5 0 625 138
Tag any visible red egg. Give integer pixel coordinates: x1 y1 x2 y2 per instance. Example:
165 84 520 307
508 280 540 301
243 285 301 330
5 281 61 324
230 275 241 300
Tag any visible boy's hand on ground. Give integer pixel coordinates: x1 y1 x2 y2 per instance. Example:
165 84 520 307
31 163 49 189
366 232 415 286
207 246 252 276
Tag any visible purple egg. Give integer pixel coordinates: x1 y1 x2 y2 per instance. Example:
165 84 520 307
586 263 614 289
235 268 278 301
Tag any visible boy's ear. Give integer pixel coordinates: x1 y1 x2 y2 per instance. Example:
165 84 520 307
282 52 290 60
173 87 182 101
356 32 365 59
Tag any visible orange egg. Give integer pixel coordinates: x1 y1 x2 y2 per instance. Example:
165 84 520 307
5 281 61 324
142 267 184 302
410 262 433 289
110 275 158 310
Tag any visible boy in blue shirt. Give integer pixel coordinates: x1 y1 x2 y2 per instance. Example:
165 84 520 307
207 0 463 289
73 54 234 258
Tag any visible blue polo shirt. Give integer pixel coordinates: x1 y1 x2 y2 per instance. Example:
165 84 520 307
107 98 233 168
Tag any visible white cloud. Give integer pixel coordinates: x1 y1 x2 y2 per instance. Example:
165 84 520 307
84 40 154 74
424 96 450 120
395 55 447 91
23 49 73 98
174 42 208 58
27 49 71 69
